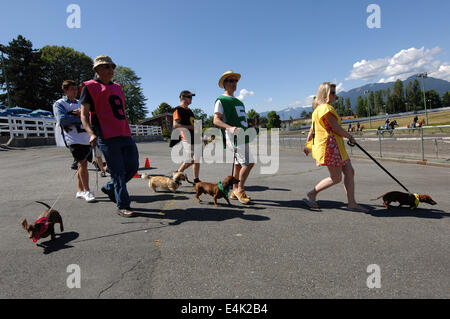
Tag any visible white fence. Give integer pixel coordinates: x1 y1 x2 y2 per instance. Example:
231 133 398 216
0 115 162 138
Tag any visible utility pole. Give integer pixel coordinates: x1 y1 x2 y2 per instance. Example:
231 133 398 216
0 44 12 108
416 72 429 125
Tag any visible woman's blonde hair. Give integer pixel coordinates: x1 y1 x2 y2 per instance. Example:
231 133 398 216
313 82 336 109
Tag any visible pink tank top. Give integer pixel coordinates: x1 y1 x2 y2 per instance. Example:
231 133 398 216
83 80 131 139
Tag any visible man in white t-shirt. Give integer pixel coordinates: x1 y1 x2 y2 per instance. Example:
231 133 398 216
53 80 96 202
213 70 255 204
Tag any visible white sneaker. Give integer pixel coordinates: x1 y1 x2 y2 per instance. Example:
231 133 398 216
83 190 96 202
76 191 86 199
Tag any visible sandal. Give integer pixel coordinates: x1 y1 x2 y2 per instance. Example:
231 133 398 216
117 209 134 218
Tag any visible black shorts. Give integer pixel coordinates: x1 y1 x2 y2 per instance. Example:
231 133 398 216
69 144 92 163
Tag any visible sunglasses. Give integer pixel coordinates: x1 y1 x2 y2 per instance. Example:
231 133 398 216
182 95 193 99
101 64 115 70
330 91 336 96
225 78 239 84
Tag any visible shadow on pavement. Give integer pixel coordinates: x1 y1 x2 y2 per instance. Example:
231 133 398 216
245 186 291 192
131 194 189 204
132 207 270 226
316 200 449 219
366 206 450 219
251 198 322 212
37 231 79 255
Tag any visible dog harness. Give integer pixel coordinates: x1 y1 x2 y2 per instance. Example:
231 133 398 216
411 193 420 210
32 217 50 243
218 181 229 198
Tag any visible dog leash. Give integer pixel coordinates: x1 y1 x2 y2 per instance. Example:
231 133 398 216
48 146 94 211
347 141 410 193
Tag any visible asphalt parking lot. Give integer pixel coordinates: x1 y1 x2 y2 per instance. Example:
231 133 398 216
0 140 449 299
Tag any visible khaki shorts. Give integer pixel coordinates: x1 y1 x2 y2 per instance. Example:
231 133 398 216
226 140 255 166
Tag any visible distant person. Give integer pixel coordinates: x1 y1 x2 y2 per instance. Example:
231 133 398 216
357 122 361 131
80 55 139 218
347 123 352 132
171 90 201 183
384 118 390 130
53 80 96 202
412 115 419 128
303 82 367 212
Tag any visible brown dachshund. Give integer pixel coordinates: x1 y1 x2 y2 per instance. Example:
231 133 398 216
372 191 436 210
21 201 64 243
195 176 240 207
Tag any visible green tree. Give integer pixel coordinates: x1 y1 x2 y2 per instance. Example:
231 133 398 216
247 108 260 121
425 90 441 109
412 79 422 111
267 111 281 129
191 107 207 126
368 91 375 115
344 98 353 116
355 96 366 117
113 66 147 124
391 80 405 113
0 35 45 108
152 102 173 117
40 45 93 108
259 116 268 128
374 90 383 115
405 81 414 112
442 91 450 107
204 115 214 128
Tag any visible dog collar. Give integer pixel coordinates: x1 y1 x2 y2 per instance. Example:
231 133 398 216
32 217 50 243
218 181 229 198
411 193 420 210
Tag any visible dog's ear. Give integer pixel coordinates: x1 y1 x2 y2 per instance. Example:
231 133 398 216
21 219 28 230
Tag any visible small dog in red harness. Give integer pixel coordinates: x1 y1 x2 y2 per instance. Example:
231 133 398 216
21 202 64 243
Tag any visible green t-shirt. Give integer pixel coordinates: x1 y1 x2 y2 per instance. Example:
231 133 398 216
216 95 257 147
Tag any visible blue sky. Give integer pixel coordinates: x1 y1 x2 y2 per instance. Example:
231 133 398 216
1 0 450 116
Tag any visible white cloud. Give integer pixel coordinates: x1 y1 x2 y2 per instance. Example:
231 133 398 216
429 63 450 81
266 97 273 103
336 82 345 93
237 89 254 100
289 95 315 108
346 46 445 82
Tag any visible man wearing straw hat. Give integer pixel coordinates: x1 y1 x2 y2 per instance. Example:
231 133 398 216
213 70 255 204
80 55 139 218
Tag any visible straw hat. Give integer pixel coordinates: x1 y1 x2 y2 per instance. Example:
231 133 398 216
218 70 241 88
93 55 117 71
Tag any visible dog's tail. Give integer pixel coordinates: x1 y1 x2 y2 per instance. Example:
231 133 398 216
184 175 196 185
370 194 385 201
141 173 150 180
36 201 51 210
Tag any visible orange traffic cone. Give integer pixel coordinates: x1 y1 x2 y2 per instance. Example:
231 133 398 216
133 172 140 178
144 157 151 169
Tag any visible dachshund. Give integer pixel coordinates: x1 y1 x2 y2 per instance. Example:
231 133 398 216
195 176 240 207
371 191 436 210
21 201 64 243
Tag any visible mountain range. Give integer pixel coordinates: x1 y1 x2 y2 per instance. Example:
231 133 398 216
260 76 450 121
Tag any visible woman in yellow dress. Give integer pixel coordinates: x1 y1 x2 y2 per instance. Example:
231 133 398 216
303 82 367 212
